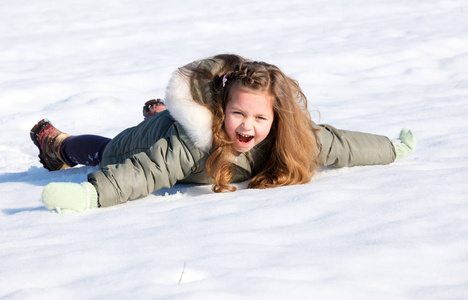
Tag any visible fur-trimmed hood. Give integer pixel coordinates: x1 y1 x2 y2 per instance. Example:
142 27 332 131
164 69 213 153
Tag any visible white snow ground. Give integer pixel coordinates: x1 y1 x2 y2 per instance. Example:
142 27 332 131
1 0 468 299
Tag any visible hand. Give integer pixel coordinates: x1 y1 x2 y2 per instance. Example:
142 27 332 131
392 128 416 159
42 182 99 214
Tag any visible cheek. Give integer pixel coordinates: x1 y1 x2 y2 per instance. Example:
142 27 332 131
256 121 274 140
224 115 237 138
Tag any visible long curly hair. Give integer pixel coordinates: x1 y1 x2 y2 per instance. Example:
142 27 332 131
194 54 320 192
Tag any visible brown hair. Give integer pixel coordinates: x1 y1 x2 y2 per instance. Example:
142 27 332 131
198 55 321 192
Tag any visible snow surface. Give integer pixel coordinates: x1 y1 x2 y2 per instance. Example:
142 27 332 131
1 0 468 299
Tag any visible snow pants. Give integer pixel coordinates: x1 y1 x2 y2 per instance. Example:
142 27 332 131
61 135 111 167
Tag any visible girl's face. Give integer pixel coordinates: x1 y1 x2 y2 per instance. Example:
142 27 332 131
224 87 274 153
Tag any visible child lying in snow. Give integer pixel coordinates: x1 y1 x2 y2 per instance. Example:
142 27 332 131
30 54 416 213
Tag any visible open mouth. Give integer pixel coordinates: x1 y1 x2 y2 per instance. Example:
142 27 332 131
237 132 254 144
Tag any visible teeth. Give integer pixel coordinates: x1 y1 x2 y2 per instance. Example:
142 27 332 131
238 133 252 137
237 132 254 144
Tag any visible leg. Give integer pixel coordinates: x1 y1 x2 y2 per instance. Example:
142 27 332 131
61 135 111 166
31 119 111 171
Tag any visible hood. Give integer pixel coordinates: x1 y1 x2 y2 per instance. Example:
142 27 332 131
164 69 213 153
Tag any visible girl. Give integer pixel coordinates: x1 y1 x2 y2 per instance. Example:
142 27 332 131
31 54 416 213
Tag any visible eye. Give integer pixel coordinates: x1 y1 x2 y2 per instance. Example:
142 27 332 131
233 111 243 116
256 116 267 120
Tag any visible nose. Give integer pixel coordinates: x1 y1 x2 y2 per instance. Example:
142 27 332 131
241 117 254 130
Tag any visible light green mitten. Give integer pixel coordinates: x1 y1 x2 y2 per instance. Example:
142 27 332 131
392 128 416 159
42 182 99 214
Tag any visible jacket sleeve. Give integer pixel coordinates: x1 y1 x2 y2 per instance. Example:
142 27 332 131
87 133 199 207
316 124 396 168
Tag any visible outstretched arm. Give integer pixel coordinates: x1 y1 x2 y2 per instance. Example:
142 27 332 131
316 124 401 168
88 135 197 207
42 126 203 213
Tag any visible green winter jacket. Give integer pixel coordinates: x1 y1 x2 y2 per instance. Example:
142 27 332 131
88 55 396 207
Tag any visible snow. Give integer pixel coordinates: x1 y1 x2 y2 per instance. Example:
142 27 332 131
1 0 468 298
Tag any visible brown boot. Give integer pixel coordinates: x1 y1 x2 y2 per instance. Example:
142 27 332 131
143 99 166 120
30 119 75 171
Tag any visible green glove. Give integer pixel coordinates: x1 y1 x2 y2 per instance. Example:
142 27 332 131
392 128 416 159
42 182 99 214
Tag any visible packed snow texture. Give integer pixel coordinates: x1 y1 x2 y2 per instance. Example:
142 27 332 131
1 0 467 299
